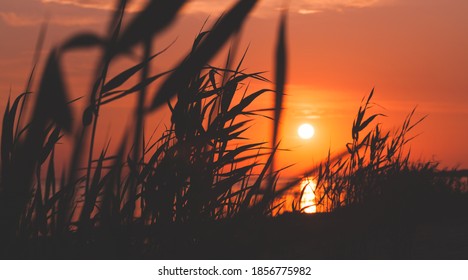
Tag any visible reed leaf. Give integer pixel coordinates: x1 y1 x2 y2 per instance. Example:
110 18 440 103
61 33 105 52
116 0 186 54
150 0 258 110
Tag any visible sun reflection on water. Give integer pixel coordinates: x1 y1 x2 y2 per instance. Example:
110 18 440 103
300 177 317 213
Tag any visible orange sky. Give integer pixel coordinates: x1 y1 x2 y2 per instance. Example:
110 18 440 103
1 0 467 175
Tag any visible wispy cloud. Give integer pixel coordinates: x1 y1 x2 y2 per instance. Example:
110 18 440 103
1 0 391 29
298 9 322 15
40 0 390 15
299 0 382 9
296 110 323 119
42 0 112 10
267 0 389 15
41 0 149 13
0 12 100 27
0 12 42 27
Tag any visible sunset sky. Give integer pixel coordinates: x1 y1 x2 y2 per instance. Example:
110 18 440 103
1 0 467 175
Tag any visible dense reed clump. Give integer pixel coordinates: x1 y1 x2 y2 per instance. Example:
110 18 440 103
0 0 293 258
267 91 468 259
292 90 467 216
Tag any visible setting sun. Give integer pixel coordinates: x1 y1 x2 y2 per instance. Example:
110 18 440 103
298 123 315 140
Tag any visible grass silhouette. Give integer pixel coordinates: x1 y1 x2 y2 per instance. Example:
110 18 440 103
1 0 467 259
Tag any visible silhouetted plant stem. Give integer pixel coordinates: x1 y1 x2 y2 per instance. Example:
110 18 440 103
132 39 152 219
85 3 126 194
15 21 48 141
268 10 288 198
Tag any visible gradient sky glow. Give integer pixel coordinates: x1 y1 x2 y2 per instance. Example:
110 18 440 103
1 0 467 174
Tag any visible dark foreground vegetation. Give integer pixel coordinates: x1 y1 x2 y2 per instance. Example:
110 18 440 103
1 0 467 259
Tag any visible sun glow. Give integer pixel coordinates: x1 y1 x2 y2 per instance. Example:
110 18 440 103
298 123 315 140
300 178 317 213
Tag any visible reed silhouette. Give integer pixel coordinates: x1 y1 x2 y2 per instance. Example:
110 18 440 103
1 0 467 259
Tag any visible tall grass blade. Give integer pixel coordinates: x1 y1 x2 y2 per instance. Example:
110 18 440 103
268 11 288 193
15 21 48 139
36 50 73 133
272 11 287 149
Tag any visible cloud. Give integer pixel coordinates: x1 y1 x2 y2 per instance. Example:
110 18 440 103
266 0 389 15
181 0 237 15
0 12 100 27
289 105 326 120
299 0 382 9
41 0 149 13
41 0 113 10
298 9 322 15
40 0 236 15
40 0 390 15
299 114 322 120
0 12 42 27
0 0 392 29
295 108 324 120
